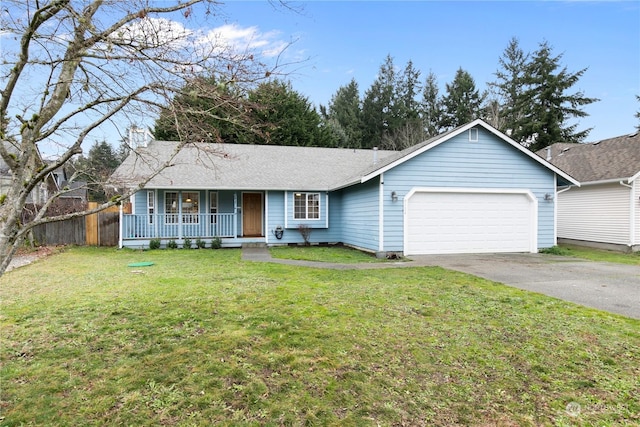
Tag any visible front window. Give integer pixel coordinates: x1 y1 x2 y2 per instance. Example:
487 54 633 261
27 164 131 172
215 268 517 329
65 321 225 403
165 192 178 223
147 191 155 224
294 192 320 219
182 192 199 223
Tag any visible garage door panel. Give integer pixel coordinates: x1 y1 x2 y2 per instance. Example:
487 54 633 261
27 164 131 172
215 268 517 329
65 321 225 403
406 191 534 255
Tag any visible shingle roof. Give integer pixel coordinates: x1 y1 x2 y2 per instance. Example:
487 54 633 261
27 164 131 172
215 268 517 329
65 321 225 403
111 141 396 191
112 120 580 191
536 132 640 183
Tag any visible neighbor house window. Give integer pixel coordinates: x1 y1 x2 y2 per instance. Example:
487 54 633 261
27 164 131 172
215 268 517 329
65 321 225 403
165 192 178 224
182 192 199 223
147 191 155 224
294 192 320 219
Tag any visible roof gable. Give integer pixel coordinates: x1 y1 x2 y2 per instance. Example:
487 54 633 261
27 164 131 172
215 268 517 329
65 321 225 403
356 119 579 186
537 132 640 183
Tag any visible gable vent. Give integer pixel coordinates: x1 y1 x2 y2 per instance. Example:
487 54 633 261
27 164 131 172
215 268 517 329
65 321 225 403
469 128 479 142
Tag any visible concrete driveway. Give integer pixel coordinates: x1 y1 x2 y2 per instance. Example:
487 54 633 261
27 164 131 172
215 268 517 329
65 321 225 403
410 253 640 320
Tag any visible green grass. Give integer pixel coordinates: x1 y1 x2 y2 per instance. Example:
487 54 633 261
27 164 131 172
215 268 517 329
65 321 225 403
269 245 388 263
1 247 639 426
542 245 640 265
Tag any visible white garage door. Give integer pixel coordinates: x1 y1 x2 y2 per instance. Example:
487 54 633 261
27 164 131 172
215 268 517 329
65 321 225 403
405 190 536 255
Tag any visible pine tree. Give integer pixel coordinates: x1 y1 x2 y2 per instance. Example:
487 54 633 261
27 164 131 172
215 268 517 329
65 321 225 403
635 95 640 131
488 37 529 133
362 55 397 148
440 68 485 130
322 79 363 148
248 80 335 147
383 60 425 149
421 71 443 137
514 41 599 150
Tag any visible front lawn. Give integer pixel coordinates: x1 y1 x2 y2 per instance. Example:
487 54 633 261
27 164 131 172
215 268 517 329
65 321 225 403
269 245 387 263
1 247 638 426
555 245 640 265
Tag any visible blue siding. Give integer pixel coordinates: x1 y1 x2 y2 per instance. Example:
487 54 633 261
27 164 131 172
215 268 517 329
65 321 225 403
123 126 557 252
266 191 342 245
382 127 557 250
339 178 380 251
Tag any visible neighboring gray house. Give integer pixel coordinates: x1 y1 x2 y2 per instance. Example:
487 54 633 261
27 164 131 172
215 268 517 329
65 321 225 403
0 141 59 205
111 119 578 255
538 132 640 252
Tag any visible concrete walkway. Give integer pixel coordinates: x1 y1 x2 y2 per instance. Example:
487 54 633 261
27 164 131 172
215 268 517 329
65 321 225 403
241 247 640 319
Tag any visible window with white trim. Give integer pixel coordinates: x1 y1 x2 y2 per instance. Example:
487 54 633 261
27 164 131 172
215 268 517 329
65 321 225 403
165 192 178 223
294 192 320 219
147 191 155 224
182 192 199 223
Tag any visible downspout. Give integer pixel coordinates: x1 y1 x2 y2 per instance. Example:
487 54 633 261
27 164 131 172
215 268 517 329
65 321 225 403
284 192 288 229
554 185 574 246
619 180 635 249
378 173 384 253
265 191 269 245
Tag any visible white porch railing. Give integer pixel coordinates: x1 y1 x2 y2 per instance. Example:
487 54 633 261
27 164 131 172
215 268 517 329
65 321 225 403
121 213 236 240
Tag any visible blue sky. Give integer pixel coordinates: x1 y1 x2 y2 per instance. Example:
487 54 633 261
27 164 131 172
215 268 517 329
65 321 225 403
218 0 640 142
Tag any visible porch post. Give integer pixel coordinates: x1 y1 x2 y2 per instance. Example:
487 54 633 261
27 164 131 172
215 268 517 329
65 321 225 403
178 191 183 240
233 192 238 238
118 202 123 249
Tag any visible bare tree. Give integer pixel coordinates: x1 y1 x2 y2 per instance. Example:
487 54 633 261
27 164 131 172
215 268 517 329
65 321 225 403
0 0 287 275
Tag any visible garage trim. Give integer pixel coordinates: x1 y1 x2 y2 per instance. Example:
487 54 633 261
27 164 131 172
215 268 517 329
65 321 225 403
403 187 538 255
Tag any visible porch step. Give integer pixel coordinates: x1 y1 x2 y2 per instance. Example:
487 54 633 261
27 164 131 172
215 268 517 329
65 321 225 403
241 242 268 248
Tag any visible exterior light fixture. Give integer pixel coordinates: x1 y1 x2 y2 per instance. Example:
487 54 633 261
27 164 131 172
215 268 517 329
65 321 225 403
544 193 554 201
391 191 398 202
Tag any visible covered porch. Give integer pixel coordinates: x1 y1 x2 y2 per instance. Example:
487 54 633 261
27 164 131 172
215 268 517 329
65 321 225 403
118 189 266 249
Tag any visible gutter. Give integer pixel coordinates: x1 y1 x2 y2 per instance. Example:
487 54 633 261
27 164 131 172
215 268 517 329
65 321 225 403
577 177 634 186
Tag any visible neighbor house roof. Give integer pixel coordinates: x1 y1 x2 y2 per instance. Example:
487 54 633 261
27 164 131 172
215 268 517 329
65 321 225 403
111 141 396 191
112 119 580 191
536 131 640 184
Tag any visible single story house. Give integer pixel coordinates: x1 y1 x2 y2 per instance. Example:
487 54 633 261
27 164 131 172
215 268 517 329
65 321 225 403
110 119 578 256
537 132 640 252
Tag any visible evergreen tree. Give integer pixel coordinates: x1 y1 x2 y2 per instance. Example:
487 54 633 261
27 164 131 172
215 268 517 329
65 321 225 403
440 68 485 129
154 75 253 143
383 60 425 149
322 79 363 148
421 71 443 137
488 37 529 133
514 41 599 150
635 95 640 131
248 80 335 146
361 54 397 148
77 141 122 202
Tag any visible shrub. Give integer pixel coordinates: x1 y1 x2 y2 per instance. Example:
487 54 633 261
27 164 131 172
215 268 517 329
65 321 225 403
540 246 572 256
298 224 311 246
183 238 192 249
195 239 206 249
211 237 222 249
149 239 161 250
167 239 178 249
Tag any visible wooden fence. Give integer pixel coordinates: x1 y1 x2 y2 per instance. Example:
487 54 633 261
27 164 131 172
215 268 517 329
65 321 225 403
31 202 131 247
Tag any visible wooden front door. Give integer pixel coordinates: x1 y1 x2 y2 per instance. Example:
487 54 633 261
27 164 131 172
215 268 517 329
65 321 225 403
242 193 263 237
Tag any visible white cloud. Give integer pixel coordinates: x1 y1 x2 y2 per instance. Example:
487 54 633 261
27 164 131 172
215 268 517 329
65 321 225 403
201 23 287 58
